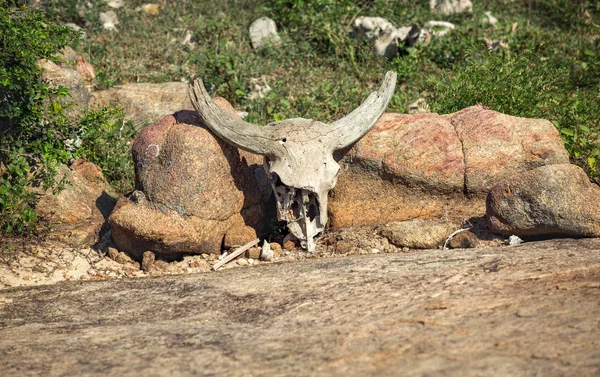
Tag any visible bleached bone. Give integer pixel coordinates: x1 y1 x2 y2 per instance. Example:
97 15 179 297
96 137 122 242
189 72 397 251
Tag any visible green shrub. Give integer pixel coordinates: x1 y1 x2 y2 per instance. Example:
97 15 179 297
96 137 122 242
0 3 137 234
0 2 80 234
76 107 137 194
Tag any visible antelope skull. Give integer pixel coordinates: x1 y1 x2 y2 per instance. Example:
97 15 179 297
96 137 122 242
189 71 397 251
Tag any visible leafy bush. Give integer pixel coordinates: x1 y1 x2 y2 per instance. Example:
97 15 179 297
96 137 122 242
0 3 137 234
0 2 80 233
77 108 137 194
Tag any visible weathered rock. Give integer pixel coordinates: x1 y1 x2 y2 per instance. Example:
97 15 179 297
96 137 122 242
100 11 119 31
107 247 119 260
76 57 96 86
379 220 458 249
140 3 161 15
330 112 471 227
482 11 499 26
141 251 155 272
109 101 272 258
38 59 91 117
351 17 423 59
330 106 570 228
115 251 134 265
450 105 570 195
260 241 273 261
57 46 79 65
487 164 600 237
249 17 281 50
2 238 598 376
35 159 116 247
448 230 479 249
245 247 261 260
430 0 472 15
91 82 191 124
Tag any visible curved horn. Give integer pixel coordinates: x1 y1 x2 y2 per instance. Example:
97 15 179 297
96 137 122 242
188 79 285 157
329 71 397 150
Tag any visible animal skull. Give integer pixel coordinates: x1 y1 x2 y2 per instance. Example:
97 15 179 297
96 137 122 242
189 71 397 251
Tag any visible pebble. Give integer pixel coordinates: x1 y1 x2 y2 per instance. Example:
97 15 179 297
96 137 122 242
115 252 134 265
245 247 261 259
99 11 119 31
140 3 161 16
237 258 249 266
448 231 479 249
270 242 283 257
142 251 155 272
107 247 119 261
260 241 274 261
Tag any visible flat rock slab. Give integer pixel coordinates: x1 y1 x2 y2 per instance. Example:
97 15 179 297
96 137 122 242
1 238 599 376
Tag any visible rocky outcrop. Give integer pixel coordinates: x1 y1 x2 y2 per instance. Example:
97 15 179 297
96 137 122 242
330 106 570 228
2 238 599 376
109 99 273 259
35 159 116 246
91 82 191 125
487 164 600 237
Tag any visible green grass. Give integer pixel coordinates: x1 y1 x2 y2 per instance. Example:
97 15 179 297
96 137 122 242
38 0 600 180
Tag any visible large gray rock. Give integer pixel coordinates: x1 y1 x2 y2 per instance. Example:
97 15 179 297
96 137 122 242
109 99 272 259
487 164 600 237
1 238 599 376
330 106 569 228
91 82 191 125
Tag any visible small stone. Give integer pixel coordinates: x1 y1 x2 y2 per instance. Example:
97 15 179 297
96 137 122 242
99 11 119 31
430 0 472 15
371 248 381 254
249 17 281 50
380 220 457 249
245 247 261 259
201 253 210 260
141 251 155 272
237 258 249 266
107 247 119 261
335 241 351 254
140 3 161 16
269 242 282 257
323 234 336 246
106 0 124 9
153 260 169 271
115 252 133 265
448 231 479 249
260 240 274 261
507 235 524 246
